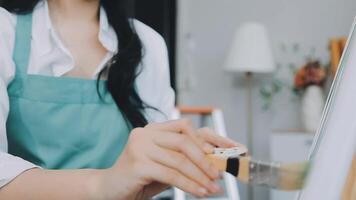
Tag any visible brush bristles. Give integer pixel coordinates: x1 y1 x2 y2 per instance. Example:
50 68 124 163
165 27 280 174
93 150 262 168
277 162 309 190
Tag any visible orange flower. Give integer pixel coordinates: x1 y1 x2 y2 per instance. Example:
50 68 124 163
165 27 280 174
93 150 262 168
294 66 306 89
294 61 326 91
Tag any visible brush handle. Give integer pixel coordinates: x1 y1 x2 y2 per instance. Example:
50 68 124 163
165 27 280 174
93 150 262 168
206 154 250 182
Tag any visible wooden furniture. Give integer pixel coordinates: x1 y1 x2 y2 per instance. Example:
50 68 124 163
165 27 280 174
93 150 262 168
177 106 214 115
330 37 347 76
329 36 355 200
341 155 356 200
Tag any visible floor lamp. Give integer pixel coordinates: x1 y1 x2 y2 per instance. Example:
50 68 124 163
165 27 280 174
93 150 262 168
224 22 275 200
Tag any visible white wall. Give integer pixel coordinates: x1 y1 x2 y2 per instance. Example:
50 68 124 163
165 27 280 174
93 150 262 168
176 0 356 199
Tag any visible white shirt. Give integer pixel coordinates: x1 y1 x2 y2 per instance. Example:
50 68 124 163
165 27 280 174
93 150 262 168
0 1 175 188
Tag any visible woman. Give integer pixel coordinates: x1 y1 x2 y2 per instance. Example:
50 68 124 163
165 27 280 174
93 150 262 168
0 0 240 199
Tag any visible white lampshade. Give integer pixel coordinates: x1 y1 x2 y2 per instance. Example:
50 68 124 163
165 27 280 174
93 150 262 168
224 22 275 73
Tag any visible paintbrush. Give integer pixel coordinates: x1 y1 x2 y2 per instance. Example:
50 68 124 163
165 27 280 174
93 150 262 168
207 147 310 191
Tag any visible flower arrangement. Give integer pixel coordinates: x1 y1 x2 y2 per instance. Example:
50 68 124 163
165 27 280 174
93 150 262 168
294 60 327 132
259 43 329 110
294 61 327 93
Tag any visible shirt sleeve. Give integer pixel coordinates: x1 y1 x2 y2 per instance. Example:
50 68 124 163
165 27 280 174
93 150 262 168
0 8 38 189
133 20 176 123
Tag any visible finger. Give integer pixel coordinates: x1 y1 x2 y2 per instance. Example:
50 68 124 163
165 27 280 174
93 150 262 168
145 119 195 133
153 132 220 179
146 161 209 198
204 142 215 150
146 119 214 153
197 127 241 148
148 145 221 193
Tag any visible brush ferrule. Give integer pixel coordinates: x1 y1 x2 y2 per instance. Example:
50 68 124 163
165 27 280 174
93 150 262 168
248 160 281 189
226 157 240 176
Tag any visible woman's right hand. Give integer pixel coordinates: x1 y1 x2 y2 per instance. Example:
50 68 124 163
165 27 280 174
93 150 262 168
96 119 240 200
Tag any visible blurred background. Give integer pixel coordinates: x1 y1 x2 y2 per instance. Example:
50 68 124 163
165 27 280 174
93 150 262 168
138 0 356 199
1 0 354 199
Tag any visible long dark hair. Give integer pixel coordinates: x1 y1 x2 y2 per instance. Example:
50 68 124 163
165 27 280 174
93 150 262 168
2 0 148 128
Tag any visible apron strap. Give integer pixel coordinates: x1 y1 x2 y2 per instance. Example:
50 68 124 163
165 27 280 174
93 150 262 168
13 13 33 76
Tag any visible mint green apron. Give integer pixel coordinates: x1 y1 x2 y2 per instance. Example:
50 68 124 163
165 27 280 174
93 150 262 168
6 13 131 169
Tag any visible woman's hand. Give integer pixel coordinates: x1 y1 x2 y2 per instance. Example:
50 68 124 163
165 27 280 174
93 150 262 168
97 119 241 200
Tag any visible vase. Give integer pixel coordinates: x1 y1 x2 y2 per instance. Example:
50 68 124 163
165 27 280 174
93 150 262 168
301 85 325 133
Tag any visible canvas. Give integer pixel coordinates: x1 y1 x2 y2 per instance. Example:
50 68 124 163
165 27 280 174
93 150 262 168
298 17 356 200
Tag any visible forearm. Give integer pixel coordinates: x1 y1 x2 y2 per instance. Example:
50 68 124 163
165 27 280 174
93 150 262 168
0 168 102 200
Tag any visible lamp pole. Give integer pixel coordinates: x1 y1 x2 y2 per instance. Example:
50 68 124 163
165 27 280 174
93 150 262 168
246 72 254 155
223 22 275 200
246 72 254 200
